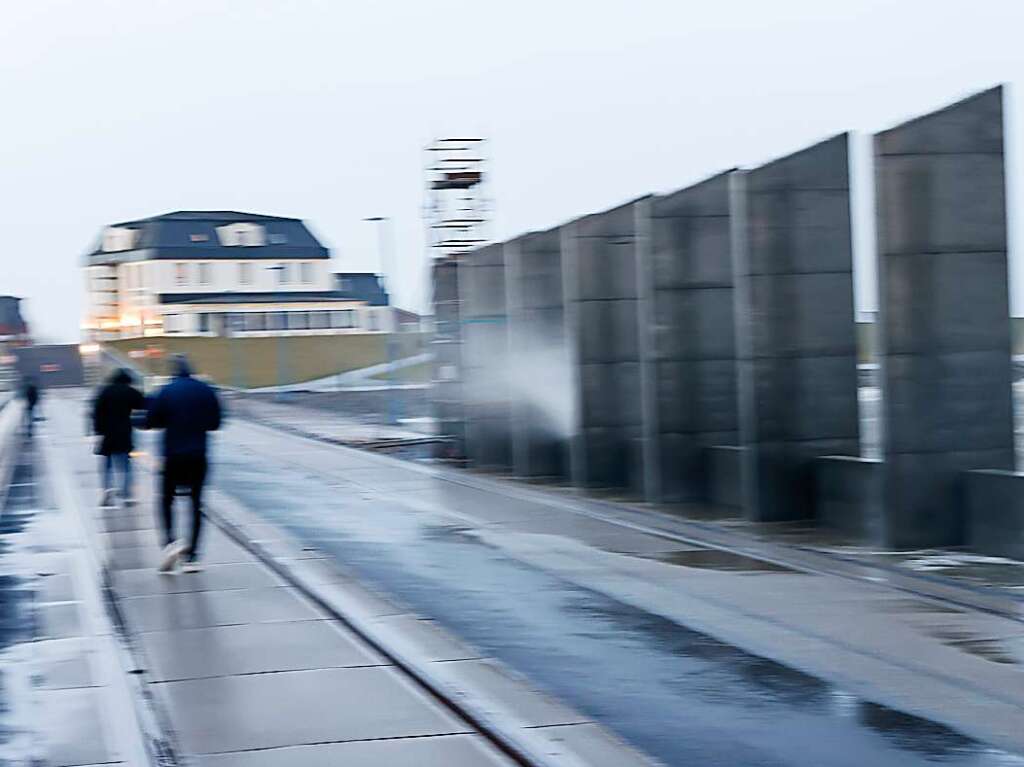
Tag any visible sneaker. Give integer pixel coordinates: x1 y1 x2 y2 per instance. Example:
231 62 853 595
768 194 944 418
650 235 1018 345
158 541 185 573
99 489 116 507
181 557 203 574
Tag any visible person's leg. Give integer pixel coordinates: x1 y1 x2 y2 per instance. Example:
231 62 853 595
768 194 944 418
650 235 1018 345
102 454 113 492
187 456 208 560
120 452 134 501
160 458 177 547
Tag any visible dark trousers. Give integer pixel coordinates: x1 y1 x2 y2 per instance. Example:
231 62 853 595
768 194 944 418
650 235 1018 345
160 455 208 556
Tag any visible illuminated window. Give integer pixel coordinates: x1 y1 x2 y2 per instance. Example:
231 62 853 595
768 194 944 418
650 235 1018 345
175 264 187 286
190 233 209 242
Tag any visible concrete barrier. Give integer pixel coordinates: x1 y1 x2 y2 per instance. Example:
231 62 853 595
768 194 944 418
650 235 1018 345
816 455 883 543
965 469 1024 559
706 445 744 510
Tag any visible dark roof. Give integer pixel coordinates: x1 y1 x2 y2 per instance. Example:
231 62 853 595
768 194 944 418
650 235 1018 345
0 296 27 337
85 210 329 265
158 291 359 306
334 273 389 306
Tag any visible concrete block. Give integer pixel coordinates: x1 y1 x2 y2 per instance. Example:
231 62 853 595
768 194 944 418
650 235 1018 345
578 300 639 363
876 154 1007 255
656 359 738 435
746 272 856 357
965 469 1024 559
882 251 1011 355
652 288 735 361
577 239 637 301
651 216 733 288
658 430 738 503
653 172 731 219
462 264 507 317
884 448 1014 548
876 87 1003 156
747 190 852 276
581 425 645 493
580 362 642 428
575 199 643 239
884 351 1013 454
706 445 744 510
816 456 884 543
747 133 849 192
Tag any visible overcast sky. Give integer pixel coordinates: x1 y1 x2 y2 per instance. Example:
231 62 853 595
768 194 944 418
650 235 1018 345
3 0 1024 341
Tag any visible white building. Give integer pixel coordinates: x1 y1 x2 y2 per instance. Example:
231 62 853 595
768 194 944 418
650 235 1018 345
83 211 394 340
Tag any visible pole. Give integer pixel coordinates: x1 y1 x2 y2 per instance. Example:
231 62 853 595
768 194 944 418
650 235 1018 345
365 216 400 426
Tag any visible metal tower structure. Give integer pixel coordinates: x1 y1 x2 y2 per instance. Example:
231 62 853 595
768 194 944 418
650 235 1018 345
424 138 490 259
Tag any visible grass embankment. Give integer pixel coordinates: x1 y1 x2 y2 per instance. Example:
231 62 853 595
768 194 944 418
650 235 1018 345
105 333 428 388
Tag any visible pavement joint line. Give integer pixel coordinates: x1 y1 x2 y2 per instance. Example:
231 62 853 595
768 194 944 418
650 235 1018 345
40 404 183 767
204 494 626 767
237 412 1024 622
147 662 393 684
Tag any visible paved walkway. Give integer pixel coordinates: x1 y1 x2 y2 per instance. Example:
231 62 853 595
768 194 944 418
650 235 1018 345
224 397 1024 764
32 398 523 766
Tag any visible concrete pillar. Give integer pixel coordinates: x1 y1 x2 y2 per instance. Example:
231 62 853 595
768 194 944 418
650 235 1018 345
460 244 513 469
648 171 739 502
735 134 860 521
506 229 571 479
430 257 466 458
876 86 1013 548
563 199 649 495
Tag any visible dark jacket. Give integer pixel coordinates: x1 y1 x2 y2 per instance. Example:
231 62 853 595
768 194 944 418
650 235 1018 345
92 372 145 455
145 373 223 458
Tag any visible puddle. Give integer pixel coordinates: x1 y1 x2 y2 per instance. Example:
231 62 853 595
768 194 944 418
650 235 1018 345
646 548 797 573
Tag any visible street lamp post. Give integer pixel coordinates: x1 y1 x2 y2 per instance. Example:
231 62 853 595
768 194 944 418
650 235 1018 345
363 216 399 426
265 264 287 400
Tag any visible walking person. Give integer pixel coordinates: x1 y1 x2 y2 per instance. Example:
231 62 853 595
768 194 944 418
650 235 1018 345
21 377 39 436
91 368 145 507
145 355 222 574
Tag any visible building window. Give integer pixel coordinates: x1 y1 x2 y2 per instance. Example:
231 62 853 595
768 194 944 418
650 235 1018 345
309 311 330 329
199 262 211 285
190 233 209 242
276 263 289 284
239 262 252 285
287 312 308 330
367 313 378 331
175 264 187 286
245 312 266 331
330 310 354 329
266 312 286 331
300 263 312 283
269 233 288 245
198 314 210 333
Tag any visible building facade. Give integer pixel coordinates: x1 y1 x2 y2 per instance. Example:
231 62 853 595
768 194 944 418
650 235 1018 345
83 211 394 341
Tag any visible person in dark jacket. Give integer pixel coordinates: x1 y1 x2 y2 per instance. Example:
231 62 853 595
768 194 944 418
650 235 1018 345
145 354 222 573
91 368 145 507
21 377 40 436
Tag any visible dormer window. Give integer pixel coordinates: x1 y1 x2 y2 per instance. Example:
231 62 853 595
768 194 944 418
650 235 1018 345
269 233 288 245
216 223 266 247
101 227 138 252
190 233 209 242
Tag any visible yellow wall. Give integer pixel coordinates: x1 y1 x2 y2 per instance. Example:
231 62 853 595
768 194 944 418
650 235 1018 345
105 333 427 388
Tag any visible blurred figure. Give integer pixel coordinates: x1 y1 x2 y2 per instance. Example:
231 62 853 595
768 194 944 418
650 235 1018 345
91 368 145 507
145 354 222 574
21 377 39 436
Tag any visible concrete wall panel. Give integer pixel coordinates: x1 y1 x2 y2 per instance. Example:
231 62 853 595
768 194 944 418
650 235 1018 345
648 172 739 502
736 134 860 521
877 86 1014 548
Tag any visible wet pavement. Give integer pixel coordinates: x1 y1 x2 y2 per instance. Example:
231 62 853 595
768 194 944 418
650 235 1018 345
206 416 1024 767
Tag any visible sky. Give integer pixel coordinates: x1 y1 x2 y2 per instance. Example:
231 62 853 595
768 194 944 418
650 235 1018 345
3 0 1024 341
